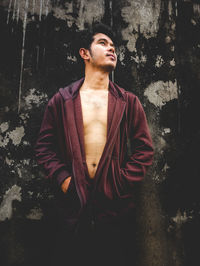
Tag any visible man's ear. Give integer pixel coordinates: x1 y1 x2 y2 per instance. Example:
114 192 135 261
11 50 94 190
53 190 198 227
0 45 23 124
79 48 90 61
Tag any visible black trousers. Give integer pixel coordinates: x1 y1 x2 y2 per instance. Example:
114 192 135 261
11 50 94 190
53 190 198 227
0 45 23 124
50 217 137 266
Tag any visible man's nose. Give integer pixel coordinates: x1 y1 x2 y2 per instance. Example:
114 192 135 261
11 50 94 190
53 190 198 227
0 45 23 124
108 45 115 53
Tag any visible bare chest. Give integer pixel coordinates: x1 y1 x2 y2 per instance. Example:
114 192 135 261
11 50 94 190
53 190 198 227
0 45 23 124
80 91 108 127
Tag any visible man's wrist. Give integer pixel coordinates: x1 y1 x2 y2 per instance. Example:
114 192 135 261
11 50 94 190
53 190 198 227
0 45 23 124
60 175 71 186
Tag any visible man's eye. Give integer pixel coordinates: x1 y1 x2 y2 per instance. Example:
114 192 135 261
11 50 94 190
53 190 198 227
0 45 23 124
100 42 105 45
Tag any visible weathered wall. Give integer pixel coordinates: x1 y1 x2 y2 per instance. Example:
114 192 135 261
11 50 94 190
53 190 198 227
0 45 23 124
0 0 199 265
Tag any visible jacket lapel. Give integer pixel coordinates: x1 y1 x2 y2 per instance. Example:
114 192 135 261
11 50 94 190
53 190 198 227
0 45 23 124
63 99 87 207
74 92 85 160
94 89 126 182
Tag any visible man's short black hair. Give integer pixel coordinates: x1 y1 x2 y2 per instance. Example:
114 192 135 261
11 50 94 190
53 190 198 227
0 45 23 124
78 22 116 51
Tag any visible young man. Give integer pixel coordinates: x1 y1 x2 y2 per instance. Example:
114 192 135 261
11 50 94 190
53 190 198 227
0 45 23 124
35 23 154 266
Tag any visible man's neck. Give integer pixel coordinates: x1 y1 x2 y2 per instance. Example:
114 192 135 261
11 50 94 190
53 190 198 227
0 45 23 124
80 70 110 91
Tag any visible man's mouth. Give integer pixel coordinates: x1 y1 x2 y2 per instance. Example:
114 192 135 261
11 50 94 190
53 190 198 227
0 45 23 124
107 54 116 61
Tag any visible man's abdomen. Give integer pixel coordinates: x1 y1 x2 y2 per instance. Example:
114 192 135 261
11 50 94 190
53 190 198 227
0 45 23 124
84 122 107 178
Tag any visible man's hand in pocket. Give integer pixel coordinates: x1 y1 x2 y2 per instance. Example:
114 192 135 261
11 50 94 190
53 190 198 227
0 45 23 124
61 177 72 193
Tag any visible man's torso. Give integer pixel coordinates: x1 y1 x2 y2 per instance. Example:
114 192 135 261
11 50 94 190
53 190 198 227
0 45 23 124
79 89 108 179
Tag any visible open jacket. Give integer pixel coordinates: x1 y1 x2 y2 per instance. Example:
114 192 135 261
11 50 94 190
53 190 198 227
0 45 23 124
34 78 154 226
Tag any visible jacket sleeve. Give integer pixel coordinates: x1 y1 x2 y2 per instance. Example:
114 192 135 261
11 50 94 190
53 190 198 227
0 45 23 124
121 95 154 187
34 98 71 186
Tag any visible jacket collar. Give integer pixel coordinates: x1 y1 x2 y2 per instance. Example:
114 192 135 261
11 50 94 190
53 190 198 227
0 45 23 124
59 77 126 102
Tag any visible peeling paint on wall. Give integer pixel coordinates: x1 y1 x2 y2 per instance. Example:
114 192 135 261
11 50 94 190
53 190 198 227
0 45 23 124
117 45 126 65
0 134 9 147
15 159 32 179
144 80 178 108
0 185 22 221
4 157 32 179
163 163 170 172
34 0 105 30
19 113 29 121
172 209 193 225
6 0 51 22
23 88 48 110
132 53 147 64
155 55 164 68
5 156 14 166
51 5 74 25
76 0 105 30
162 128 171 135
121 0 161 51
0 122 9 133
155 136 167 153
0 126 25 147
17 167 22 178
26 207 43 220
9 126 25 146
170 58 176 66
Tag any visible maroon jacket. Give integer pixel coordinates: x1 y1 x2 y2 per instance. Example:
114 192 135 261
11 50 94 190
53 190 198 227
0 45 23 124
35 78 154 225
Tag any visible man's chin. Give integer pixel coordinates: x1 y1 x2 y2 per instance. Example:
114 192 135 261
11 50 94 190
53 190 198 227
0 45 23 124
102 64 116 73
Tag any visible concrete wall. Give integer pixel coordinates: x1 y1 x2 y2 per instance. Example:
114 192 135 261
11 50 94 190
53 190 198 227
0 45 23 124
0 0 200 265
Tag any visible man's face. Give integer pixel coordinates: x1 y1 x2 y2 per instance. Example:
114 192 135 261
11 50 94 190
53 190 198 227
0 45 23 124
88 33 117 72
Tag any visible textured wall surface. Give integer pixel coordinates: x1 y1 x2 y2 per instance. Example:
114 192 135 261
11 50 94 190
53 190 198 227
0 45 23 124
0 0 200 265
